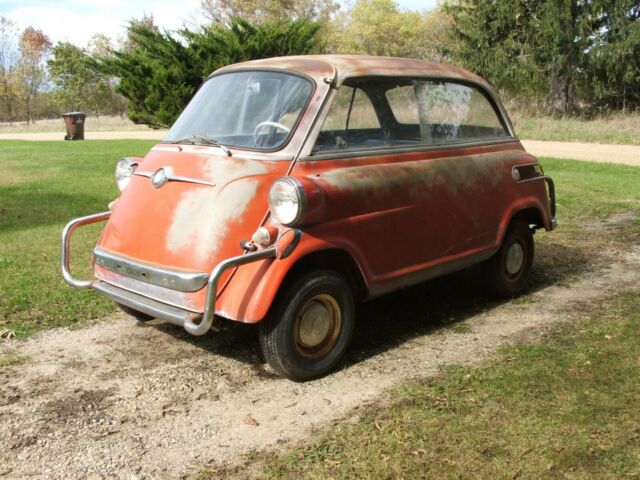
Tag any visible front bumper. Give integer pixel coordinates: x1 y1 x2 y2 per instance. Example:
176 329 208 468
61 211 276 336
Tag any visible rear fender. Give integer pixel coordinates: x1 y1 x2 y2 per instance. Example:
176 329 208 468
497 195 551 245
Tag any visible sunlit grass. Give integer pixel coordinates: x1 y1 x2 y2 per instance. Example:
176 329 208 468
0 140 155 336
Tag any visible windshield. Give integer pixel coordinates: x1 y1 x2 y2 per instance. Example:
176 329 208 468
163 71 313 151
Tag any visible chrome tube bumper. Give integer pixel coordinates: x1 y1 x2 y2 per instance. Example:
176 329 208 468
544 175 557 230
61 212 277 336
61 211 111 288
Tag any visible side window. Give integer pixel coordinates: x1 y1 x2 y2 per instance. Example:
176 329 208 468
385 86 419 124
313 85 382 152
386 80 508 143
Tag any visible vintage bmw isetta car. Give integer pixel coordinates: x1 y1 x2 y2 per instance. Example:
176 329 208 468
62 55 556 381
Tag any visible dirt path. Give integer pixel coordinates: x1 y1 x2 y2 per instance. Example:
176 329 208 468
520 140 640 166
0 130 638 166
0 130 167 141
1 245 639 479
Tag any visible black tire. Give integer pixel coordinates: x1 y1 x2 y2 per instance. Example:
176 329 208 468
484 220 534 298
259 270 355 381
117 303 154 322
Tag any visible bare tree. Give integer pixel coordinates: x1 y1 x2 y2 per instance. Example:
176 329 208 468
200 0 338 24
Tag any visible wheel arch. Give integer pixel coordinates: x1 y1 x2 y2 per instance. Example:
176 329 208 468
497 199 549 246
217 242 369 324
279 248 368 303
511 206 545 229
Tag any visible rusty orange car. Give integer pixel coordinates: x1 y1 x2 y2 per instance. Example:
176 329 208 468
61 55 556 380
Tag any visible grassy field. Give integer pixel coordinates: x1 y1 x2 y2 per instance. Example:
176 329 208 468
512 112 640 145
0 140 155 336
0 140 639 339
254 290 640 479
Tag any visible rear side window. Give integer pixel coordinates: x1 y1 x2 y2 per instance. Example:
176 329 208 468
386 81 508 143
312 78 509 154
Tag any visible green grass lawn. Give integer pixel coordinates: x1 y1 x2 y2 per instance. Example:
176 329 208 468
256 290 640 479
0 141 639 339
0 140 155 336
512 113 640 145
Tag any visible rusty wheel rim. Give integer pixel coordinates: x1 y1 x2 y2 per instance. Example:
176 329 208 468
505 241 525 277
294 294 341 359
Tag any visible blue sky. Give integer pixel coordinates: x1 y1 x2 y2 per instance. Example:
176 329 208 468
0 0 438 47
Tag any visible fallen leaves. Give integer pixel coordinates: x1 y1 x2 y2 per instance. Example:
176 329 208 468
243 414 259 426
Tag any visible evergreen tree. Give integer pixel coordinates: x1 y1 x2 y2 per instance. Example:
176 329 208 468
445 0 640 114
588 0 640 111
95 18 322 127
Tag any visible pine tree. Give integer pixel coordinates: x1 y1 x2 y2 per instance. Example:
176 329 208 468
95 18 322 127
445 0 640 114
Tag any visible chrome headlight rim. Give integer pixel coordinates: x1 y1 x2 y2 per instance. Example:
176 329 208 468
115 157 139 192
269 177 307 226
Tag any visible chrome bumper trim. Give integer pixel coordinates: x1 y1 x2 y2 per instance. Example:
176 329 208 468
93 247 209 293
62 211 278 336
61 211 111 289
93 281 201 327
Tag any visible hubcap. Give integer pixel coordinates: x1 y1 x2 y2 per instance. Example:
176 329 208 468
505 242 525 275
295 294 341 359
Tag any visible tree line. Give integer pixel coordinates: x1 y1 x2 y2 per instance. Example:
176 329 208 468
0 0 638 126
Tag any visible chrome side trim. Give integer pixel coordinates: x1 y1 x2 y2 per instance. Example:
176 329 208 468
93 248 209 293
61 211 111 289
302 137 518 162
133 170 216 187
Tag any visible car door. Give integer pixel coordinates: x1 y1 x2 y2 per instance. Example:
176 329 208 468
294 77 516 288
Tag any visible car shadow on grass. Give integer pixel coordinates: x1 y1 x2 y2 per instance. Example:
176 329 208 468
148 239 592 377
0 185 109 232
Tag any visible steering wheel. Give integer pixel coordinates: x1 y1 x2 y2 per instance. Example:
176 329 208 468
253 121 291 147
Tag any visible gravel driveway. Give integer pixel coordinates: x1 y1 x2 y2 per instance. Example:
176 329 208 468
1 245 639 479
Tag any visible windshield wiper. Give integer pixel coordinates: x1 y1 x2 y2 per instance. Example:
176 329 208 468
173 134 232 156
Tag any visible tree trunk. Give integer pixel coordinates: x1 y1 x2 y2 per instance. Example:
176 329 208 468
546 60 571 115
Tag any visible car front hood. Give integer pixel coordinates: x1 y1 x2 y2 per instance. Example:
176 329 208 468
96 148 287 274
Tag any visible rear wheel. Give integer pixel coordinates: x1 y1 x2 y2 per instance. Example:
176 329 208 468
259 270 355 381
484 220 534 298
117 304 154 322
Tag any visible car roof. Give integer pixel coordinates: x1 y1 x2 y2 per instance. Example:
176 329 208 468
214 54 489 88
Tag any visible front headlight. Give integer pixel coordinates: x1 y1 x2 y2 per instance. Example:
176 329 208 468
269 177 306 226
115 158 138 192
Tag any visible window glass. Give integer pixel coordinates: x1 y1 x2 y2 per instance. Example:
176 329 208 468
322 86 380 130
385 86 419 124
312 78 508 154
163 71 313 150
313 86 382 152
386 80 508 143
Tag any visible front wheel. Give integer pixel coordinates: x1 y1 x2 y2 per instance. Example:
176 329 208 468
259 270 355 381
483 220 534 298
